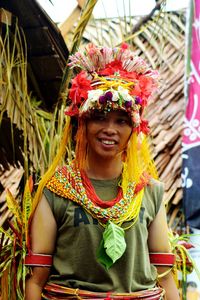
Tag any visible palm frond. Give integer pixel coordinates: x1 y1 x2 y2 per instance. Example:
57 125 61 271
0 185 33 299
22 177 33 247
5 190 22 227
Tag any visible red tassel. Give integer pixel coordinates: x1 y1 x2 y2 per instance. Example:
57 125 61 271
64 104 79 116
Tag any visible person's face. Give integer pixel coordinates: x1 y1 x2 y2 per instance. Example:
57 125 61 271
86 110 132 160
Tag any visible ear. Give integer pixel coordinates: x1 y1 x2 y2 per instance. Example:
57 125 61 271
121 149 127 162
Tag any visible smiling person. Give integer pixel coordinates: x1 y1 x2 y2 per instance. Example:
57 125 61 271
25 44 180 300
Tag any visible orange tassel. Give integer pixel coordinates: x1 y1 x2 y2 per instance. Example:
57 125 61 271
75 119 88 170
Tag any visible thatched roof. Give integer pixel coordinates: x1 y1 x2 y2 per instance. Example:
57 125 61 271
0 0 69 167
0 0 69 109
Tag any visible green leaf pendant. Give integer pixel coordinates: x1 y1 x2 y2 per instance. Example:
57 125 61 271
97 221 126 269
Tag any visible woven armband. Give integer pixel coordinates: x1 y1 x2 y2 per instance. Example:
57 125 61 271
25 252 53 267
149 252 175 266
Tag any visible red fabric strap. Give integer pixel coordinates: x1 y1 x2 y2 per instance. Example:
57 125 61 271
25 252 174 267
25 252 175 267
149 252 175 266
25 252 53 267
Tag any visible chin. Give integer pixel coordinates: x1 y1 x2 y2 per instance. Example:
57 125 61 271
96 150 120 160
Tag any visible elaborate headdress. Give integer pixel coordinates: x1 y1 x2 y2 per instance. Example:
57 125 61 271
65 43 159 135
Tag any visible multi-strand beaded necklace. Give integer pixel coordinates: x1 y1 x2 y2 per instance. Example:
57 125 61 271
46 162 149 228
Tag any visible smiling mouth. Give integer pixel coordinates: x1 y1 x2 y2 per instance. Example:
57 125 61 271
100 139 116 145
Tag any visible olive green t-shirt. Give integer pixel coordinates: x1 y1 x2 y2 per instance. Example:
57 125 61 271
44 178 164 293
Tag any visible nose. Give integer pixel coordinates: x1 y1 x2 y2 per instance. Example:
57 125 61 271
102 121 117 135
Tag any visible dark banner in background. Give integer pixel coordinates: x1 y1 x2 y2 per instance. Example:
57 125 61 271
182 0 200 230
181 1 200 296
182 147 200 228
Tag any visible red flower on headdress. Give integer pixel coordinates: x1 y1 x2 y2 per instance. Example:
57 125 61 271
65 104 80 117
119 70 137 81
136 119 150 135
98 60 124 76
129 75 155 107
69 71 92 104
139 75 154 99
129 81 142 98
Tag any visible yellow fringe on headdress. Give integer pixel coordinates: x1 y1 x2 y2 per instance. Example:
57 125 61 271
93 74 134 91
140 134 158 179
121 132 158 194
29 116 72 222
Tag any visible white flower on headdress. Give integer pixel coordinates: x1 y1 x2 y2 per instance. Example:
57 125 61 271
112 90 119 102
88 89 104 102
81 89 103 112
117 86 133 102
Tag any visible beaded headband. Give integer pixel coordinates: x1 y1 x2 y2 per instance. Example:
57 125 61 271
65 43 159 134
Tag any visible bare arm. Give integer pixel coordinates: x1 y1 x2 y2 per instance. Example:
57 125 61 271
25 194 57 300
148 202 180 300
25 267 50 300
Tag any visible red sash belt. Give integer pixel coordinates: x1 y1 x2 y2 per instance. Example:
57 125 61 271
42 283 165 299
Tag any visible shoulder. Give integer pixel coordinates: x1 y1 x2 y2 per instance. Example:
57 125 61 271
143 178 164 219
44 164 70 202
43 187 70 226
146 178 164 198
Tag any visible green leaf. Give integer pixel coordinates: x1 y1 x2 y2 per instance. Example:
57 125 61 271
96 240 113 269
118 93 123 106
103 221 126 264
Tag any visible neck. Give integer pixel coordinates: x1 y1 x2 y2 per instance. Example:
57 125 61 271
85 155 123 180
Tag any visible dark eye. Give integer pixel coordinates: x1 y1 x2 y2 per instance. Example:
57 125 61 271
117 118 130 125
91 111 107 122
95 115 106 121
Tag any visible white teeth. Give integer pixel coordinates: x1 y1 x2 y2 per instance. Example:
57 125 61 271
102 140 115 145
